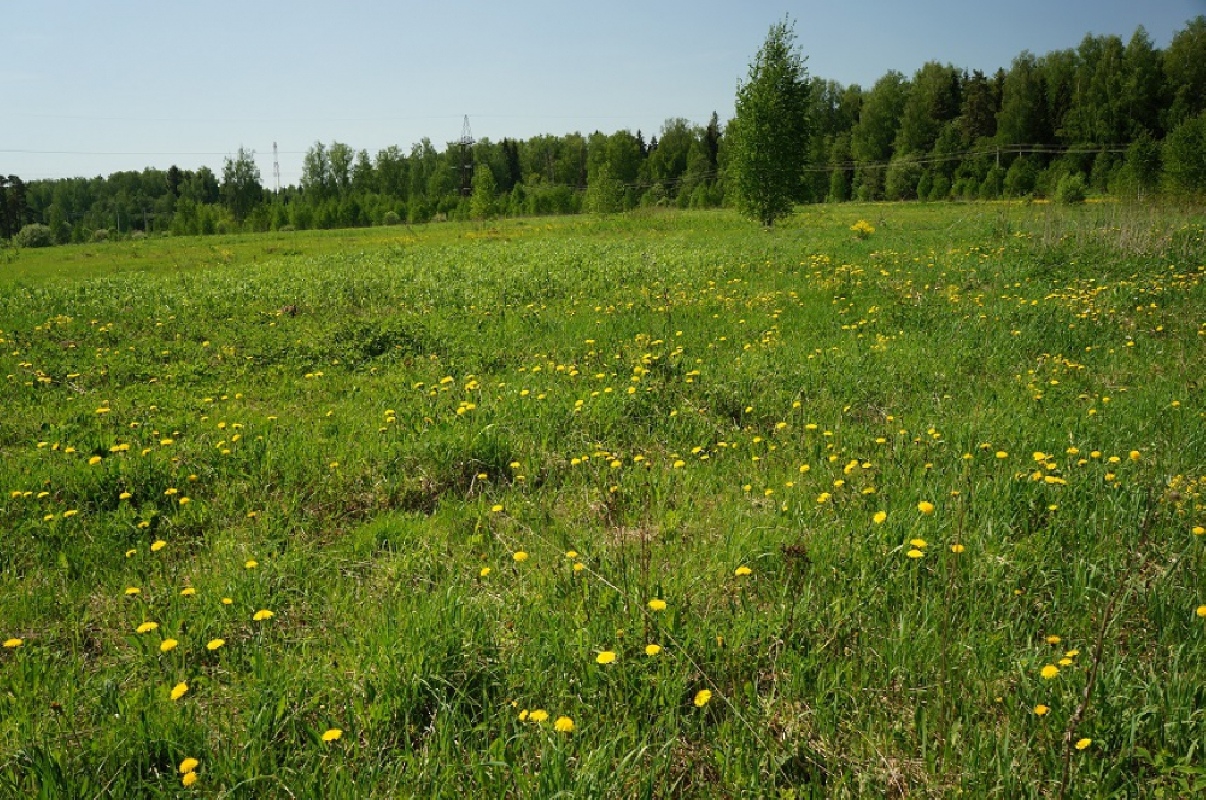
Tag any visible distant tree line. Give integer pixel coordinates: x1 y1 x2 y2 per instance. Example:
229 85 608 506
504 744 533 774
4 18 1206 245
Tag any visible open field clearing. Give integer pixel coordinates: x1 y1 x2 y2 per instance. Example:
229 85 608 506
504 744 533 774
1 203 1204 797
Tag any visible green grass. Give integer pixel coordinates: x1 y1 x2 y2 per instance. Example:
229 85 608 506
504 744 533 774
1 203 1204 797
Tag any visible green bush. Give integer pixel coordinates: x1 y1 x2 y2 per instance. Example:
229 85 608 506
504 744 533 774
14 223 53 248
1054 173 1087 204
381 211 401 226
93 229 110 242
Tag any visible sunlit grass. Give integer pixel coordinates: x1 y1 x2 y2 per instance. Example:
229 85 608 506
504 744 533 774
1 203 1203 797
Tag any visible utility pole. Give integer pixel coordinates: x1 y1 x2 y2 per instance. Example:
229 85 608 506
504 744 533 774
459 115 475 197
273 142 281 193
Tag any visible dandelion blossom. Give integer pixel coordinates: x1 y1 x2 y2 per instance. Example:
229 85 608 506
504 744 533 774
244 560 257 569
1196 605 1206 618
910 538 927 548
322 728 343 742
182 772 198 787
693 689 712 707
950 544 965 553
136 622 159 634
3 638 23 648
596 651 617 665
917 501 935 514
528 709 549 723
565 550 578 559
734 566 752 577
160 639 179 652
645 644 662 656
479 567 491 577
554 715 575 733
206 639 225 651
1034 704 1049 716
906 549 924 559
1046 635 1062 644
180 587 197 597
125 587 141 595
179 758 199 774
252 609 273 621
170 682 189 701
1041 665 1060 679
873 511 887 524
151 540 166 552
648 599 667 612
512 551 529 562
1075 738 1092 750
1193 526 1204 536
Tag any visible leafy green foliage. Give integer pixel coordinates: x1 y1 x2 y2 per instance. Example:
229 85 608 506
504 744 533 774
13 223 53 248
728 18 810 226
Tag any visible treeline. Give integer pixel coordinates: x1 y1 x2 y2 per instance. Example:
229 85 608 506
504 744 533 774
4 18 1206 244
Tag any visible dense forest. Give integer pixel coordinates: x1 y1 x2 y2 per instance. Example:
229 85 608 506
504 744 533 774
4 18 1206 244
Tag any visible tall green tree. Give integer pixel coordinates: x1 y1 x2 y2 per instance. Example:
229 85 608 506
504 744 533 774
470 164 497 221
221 148 262 223
729 17 811 226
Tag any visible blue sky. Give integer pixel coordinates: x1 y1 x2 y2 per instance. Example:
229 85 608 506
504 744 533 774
3 0 1202 183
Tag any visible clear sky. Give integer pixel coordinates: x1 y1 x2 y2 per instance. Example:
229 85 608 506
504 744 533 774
3 0 1202 184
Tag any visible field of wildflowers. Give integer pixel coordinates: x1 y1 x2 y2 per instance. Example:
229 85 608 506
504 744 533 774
1 203 1203 797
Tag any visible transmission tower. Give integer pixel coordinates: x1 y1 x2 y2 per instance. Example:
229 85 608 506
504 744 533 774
272 142 281 193
459 115 475 197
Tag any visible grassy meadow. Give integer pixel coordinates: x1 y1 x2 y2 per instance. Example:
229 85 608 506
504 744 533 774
1 203 1204 797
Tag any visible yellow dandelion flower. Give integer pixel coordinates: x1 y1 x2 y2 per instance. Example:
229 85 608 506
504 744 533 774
322 728 343 742
244 559 257 569
693 689 712 707
906 549 924 559
63 509 78 518
125 586 140 595
1046 635 1061 644
1075 738 1092 750
648 599 667 612
88 456 102 465
645 644 662 656
479 567 491 577
910 538 927 548
554 715 575 733
573 562 585 572
1041 665 1060 679
3 638 23 648
182 771 197 787
160 639 179 653
136 622 158 634
491 504 503 513
1197 605 1206 618
917 501 935 514
1034 704 1049 716
734 566 752 577
125 549 137 558
252 609 273 621
1193 526 1205 536
565 550 578 559
221 597 233 605
206 639 225 651
151 540 166 552
596 651 617 665
170 682 189 701
179 757 199 774
996 451 1008 459
873 511 887 524
164 488 178 496
512 551 528 562
180 587 197 597
1065 649 1080 658
119 491 132 500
